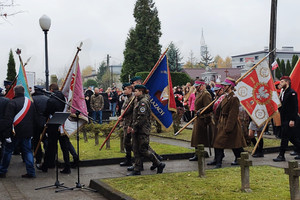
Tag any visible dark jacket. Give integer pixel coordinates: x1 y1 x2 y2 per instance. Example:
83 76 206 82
110 91 118 103
280 87 298 125
4 94 36 139
132 94 151 135
45 91 65 118
122 93 134 127
32 91 49 128
0 96 10 136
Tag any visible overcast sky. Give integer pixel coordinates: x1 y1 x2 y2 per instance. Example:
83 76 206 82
1 0 300 87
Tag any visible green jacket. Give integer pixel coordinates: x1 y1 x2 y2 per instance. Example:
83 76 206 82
132 94 151 135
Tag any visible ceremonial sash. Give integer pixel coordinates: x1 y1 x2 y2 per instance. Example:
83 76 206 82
13 97 31 126
213 94 225 114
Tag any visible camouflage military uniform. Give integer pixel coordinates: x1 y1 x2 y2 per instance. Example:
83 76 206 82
132 94 161 172
120 93 135 164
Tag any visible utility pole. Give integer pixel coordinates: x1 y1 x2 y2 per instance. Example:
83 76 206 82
269 0 277 78
107 54 111 86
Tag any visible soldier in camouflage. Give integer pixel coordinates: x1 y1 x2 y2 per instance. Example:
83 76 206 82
126 85 165 176
119 83 135 167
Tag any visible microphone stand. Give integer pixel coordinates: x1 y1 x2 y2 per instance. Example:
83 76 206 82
37 89 96 193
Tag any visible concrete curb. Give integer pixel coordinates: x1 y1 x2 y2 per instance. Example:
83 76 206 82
89 179 134 200
58 152 195 168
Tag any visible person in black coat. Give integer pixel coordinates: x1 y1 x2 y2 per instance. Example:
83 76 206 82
0 85 36 178
39 83 66 172
32 86 49 168
0 91 10 160
273 76 300 162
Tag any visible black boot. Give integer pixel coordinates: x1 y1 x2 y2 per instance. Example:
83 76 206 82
207 149 217 165
213 148 223 169
189 155 198 161
126 170 141 176
252 139 264 158
273 154 285 162
120 153 132 167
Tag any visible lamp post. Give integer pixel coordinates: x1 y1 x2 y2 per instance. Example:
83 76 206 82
39 15 51 90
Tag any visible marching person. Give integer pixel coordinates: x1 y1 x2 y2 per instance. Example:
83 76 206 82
119 83 135 167
207 83 225 166
0 89 10 160
127 85 165 176
189 80 213 161
273 76 300 162
213 77 247 168
0 85 36 178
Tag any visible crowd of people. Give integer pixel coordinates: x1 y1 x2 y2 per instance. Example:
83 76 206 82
0 74 299 179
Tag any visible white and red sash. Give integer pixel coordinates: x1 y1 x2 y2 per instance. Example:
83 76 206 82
13 97 31 126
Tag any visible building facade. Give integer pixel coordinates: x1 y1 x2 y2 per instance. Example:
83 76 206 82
231 46 300 68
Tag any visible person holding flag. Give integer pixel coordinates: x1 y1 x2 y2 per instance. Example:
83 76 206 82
213 77 247 168
126 85 165 176
273 76 300 162
189 79 213 161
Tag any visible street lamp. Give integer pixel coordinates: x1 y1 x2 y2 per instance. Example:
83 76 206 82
39 15 51 90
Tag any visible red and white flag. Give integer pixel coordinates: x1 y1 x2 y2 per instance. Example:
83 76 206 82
61 56 88 136
235 60 281 127
271 60 279 70
290 58 300 114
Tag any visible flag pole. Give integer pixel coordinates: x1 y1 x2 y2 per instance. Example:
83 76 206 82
251 119 270 155
174 49 276 136
99 47 169 151
60 42 83 90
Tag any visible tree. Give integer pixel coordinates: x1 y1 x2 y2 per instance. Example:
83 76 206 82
214 55 225 68
280 59 286 77
83 79 98 88
82 65 93 78
200 47 213 67
121 0 162 82
6 49 16 81
224 57 232 68
1 1 24 21
286 60 292 76
292 54 299 68
96 61 108 83
275 58 282 80
167 42 183 72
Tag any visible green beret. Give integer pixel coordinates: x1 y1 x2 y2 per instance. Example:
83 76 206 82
134 85 147 90
122 83 131 89
130 76 143 84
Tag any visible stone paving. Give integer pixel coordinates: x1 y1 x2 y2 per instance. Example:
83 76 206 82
0 135 296 200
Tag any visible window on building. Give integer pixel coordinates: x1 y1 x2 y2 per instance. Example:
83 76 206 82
255 56 259 60
240 58 244 62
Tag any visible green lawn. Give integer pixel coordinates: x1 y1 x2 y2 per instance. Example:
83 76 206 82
58 135 193 161
103 166 290 200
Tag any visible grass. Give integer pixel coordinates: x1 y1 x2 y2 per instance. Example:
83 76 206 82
103 166 290 200
58 134 193 161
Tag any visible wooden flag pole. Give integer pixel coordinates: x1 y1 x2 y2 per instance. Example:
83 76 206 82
60 42 83 90
99 47 169 151
251 119 270 156
34 121 48 157
174 49 276 136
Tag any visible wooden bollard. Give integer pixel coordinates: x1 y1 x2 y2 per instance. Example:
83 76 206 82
238 152 252 192
196 144 205 177
284 161 300 200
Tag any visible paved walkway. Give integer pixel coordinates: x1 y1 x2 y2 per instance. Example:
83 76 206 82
0 135 295 200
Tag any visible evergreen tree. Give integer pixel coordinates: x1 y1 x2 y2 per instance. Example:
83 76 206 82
280 59 286 76
286 60 292 76
275 58 282 80
292 55 299 68
121 0 162 82
167 42 183 72
6 49 16 81
96 61 108 83
200 48 213 67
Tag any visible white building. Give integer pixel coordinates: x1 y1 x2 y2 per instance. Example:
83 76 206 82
231 46 300 68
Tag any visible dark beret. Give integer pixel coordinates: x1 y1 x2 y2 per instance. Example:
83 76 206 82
122 83 131 89
134 85 147 90
130 76 143 84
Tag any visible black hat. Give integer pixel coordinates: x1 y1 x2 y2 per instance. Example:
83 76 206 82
122 83 131 89
4 80 12 86
134 85 147 90
34 85 44 90
130 76 143 84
